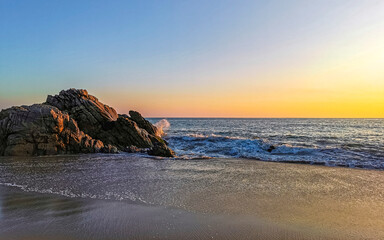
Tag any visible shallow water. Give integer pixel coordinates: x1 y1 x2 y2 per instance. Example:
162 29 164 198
0 154 383 239
0 186 340 240
150 118 384 169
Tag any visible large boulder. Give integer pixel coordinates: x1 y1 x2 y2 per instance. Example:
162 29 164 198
0 104 111 156
0 88 174 157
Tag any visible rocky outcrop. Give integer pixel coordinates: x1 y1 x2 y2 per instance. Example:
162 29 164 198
0 89 174 157
0 104 109 156
46 89 118 137
128 111 158 136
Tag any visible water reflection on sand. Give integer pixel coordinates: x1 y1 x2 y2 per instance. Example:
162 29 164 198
0 154 384 239
0 186 338 240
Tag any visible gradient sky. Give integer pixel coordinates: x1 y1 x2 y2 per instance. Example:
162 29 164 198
1 0 383 117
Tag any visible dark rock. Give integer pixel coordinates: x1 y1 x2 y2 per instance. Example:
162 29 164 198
267 145 276 153
124 145 143 153
0 104 112 156
148 142 175 157
104 115 153 149
0 88 175 157
101 144 119 154
129 110 158 136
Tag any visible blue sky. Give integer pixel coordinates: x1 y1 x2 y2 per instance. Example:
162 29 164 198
1 0 383 117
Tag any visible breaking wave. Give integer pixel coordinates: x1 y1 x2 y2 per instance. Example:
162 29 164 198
154 119 170 136
166 134 384 169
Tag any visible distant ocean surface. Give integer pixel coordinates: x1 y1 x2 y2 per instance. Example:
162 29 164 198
150 118 384 169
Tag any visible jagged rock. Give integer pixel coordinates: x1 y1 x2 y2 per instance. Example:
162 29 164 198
98 114 153 149
46 89 118 135
129 110 158 136
46 89 174 157
148 142 175 157
0 88 175 157
0 104 111 156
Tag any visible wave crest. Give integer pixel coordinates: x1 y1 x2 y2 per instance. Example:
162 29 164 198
166 134 384 169
154 119 170 136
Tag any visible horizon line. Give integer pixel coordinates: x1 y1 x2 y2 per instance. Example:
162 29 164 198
147 117 384 119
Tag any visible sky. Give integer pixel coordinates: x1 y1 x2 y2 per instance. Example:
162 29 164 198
0 0 383 117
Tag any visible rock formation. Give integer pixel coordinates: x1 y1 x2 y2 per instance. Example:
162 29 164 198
0 89 174 157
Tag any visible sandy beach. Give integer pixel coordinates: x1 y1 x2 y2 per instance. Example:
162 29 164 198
0 155 383 240
0 185 336 240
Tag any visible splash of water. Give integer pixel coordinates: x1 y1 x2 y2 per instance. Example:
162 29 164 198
154 119 170 136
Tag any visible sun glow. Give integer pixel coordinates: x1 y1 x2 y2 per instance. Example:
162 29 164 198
1 0 384 118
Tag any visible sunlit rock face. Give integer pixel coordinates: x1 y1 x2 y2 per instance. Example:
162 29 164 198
0 104 108 156
0 89 174 157
46 89 118 135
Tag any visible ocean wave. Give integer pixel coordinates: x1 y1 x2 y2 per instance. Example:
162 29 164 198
168 134 315 157
166 134 384 169
154 119 171 136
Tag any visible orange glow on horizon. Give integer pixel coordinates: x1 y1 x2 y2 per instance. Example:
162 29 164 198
94 28 384 118
99 85 384 118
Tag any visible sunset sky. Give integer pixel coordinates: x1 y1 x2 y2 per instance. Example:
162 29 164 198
1 0 383 117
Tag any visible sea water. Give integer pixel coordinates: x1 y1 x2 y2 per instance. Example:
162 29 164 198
152 118 384 169
1 118 384 239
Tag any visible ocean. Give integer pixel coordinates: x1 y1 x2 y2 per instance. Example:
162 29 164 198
1 118 384 239
151 118 384 169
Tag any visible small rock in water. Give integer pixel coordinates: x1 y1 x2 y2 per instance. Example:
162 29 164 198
267 145 276 153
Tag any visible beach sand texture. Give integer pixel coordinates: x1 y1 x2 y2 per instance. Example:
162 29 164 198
0 155 383 239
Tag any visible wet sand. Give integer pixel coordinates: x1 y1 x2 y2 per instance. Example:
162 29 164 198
0 186 339 240
0 156 384 239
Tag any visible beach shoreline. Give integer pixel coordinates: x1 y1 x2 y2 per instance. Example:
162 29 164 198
0 185 341 240
0 156 383 239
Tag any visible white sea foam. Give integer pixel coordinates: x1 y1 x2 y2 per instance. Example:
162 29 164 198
0 182 148 204
154 119 171 136
166 134 384 169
